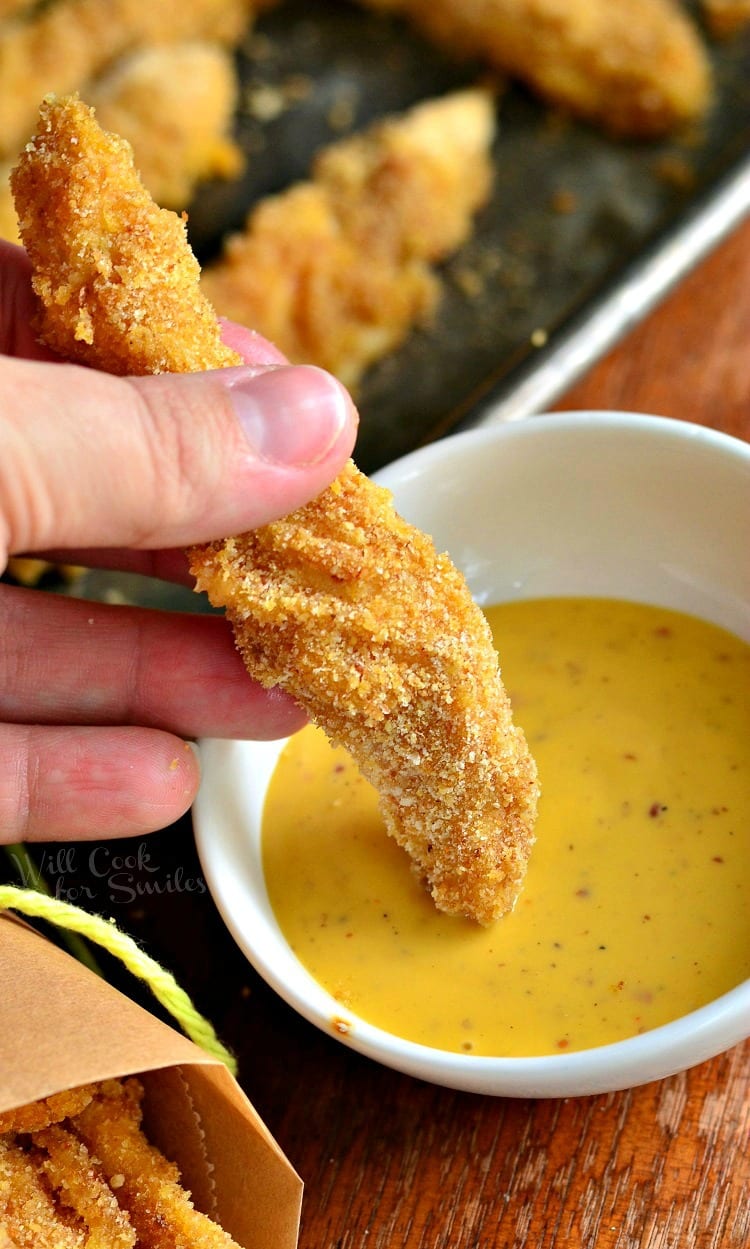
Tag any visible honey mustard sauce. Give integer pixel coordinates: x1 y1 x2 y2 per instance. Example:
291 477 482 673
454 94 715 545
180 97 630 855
262 598 750 1056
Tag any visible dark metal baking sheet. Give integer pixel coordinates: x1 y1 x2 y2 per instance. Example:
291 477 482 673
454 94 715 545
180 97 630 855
186 0 750 474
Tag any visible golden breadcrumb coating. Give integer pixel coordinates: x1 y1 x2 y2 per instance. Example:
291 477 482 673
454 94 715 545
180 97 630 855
10 95 239 374
12 94 538 924
0 1079 243 1248
204 179 437 389
72 1079 241 1249
0 1085 96 1136
0 0 254 160
0 1137 85 1248
201 89 495 388
88 43 243 210
191 464 539 924
356 0 711 136
31 1125 136 1249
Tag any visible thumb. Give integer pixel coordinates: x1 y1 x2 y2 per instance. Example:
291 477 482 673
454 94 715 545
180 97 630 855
0 354 357 561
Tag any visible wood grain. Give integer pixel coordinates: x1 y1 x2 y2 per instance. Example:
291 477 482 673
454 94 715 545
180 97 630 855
555 216 750 442
271 1045 750 1249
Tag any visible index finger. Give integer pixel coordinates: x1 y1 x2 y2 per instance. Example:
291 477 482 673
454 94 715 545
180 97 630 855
0 241 61 361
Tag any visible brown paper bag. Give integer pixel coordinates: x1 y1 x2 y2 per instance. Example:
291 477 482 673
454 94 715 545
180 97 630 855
0 913 302 1249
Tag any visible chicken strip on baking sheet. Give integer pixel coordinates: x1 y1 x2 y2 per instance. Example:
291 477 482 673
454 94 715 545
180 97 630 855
354 0 712 136
0 0 255 160
11 94 538 925
201 89 496 389
88 42 243 211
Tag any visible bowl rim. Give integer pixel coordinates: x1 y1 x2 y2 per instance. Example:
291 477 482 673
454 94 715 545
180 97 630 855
194 410 750 1096
194 730 750 1098
374 407 750 487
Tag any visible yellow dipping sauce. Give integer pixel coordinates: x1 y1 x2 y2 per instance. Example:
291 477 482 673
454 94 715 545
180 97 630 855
262 598 750 1056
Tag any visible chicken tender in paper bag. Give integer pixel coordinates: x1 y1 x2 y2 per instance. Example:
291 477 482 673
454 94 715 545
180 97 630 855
0 914 302 1249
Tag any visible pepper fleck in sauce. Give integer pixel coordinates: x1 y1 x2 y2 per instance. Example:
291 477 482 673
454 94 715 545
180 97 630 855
262 598 750 1056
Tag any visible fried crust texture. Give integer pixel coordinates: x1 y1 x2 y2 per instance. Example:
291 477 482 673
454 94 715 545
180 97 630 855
191 463 539 924
0 1079 243 1248
72 1079 241 1249
0 1086 96 1137
10 95 239 374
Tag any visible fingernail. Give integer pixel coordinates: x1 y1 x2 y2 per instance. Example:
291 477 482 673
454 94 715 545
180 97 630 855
226 365 353 466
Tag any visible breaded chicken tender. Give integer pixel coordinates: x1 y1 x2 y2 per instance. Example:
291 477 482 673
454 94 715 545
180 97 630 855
72 1080 241 1249
11 96 238 374
201 89 495 388
191 467 539 924
0 1138 84 1249
12 94 538 924
356 0 711 136
0 0 254 160
31 1125 136 1249
0 1085 96 1136
0 1079 243 1248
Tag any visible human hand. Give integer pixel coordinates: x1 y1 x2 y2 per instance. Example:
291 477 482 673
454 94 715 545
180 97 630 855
0 241 358 842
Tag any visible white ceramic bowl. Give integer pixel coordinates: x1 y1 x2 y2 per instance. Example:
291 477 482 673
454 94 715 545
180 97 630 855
194 411 750 1096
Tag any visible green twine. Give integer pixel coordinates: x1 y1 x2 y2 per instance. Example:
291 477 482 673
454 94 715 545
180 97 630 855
0 885 237 1076
3 843 103 976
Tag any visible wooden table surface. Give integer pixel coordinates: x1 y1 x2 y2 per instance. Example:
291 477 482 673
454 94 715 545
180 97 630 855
8 216 750 1249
